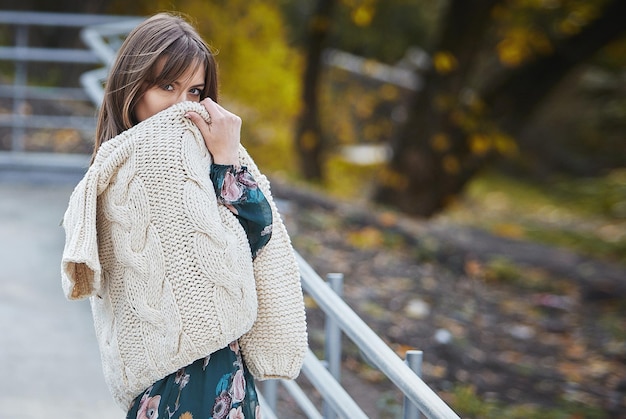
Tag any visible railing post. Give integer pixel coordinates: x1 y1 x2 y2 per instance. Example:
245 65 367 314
323 272 344 419
12 24 28 152
403 350 423 419
263 379 278 414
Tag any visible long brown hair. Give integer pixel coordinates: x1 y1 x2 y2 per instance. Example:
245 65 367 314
92 12 218 163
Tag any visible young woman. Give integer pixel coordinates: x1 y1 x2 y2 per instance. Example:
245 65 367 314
61 12 307 419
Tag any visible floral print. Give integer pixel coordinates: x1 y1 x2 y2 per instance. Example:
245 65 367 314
136 387 161 419
126 342 259 419
230 370 246 403
209 164 273 259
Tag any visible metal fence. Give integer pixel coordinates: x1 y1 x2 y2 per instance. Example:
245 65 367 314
0 11 460 418
0 10 140 152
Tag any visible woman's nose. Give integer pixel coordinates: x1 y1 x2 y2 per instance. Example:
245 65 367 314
176 92 187 103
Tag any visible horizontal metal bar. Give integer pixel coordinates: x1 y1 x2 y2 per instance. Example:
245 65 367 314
0 47 101 64
81 19 142 38
296 252 460 419
280 379 324 419
0 150 90 173
323 48 422 91
0 114 96 130
0 85 91 101
301 349 368 419
0 11 136 27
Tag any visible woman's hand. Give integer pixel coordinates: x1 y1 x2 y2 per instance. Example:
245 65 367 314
185 98 241 165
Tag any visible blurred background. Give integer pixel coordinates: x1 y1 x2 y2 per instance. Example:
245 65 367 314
0 0 624 418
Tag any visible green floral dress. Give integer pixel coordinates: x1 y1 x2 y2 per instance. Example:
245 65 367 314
126 164 273 419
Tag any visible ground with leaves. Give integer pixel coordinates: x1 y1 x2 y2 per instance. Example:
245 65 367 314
271 178 626 419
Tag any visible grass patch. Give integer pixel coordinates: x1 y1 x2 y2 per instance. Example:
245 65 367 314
441 169 626 264
302 156 626 265
448 384 609 419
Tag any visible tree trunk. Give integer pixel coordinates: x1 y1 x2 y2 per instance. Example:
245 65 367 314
375 0 502 217
295 0 336 181
374 0 626 217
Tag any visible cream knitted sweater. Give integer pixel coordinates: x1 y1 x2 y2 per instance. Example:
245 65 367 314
61 102 307 410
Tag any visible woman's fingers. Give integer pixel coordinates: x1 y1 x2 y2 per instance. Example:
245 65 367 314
187 98 241 165
200 97 223 120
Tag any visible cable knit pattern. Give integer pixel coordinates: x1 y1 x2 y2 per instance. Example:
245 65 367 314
61 102 307 410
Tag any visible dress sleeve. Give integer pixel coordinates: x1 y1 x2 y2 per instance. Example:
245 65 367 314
210 164 273 259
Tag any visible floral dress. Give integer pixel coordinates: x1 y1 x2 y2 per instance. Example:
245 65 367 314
126 164 273 419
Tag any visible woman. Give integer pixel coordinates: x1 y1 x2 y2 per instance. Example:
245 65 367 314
61 12 307 419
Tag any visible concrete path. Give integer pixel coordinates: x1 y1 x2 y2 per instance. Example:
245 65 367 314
0 170 122 417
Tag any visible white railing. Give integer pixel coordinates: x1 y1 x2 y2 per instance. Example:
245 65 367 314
266 253 460 418
0 11 140 152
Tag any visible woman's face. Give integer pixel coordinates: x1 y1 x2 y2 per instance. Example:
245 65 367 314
134 61 206 123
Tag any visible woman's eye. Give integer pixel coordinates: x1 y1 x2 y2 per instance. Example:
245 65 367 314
190 88 201 96
162 84 174 91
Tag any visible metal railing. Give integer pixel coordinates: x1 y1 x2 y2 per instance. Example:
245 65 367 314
0 11 460 418
271 254 460 418
0 11 139 152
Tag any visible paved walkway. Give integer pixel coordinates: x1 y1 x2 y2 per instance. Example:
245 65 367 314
0 168 122 417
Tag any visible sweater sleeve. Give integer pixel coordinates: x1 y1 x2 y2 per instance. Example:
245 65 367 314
61 167 102 300
236 146 308 380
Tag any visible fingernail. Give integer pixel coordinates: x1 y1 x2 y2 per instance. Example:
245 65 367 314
184 113 190 118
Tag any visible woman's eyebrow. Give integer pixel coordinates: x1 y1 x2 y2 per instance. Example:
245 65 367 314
174 79 204 88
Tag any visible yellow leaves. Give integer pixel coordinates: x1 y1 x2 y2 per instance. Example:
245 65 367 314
497 33 531 68
378 166 409 190
469 133 491 156
529 30 553 55
470 132 516 156
379 84 399 101
557 3 601 36
432 51 458 74
565 341 586 360
343 0 377 27
493 222 526 239
557 14 584 36
556 338 614 383
392 343 417 358
377 211 398 227
347 226 384 249
464 259 484 278
352 4 375 27
497 28 553 69
354 95 375 118
431 133 451 152
442 155 460 174
493 0 607 68
299 130 319 151
303 295 318 309
556 336 614 381
468 131 518 157
31 129 83 153
450 109 478 132
493 132 519 156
